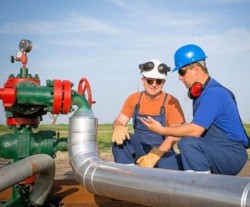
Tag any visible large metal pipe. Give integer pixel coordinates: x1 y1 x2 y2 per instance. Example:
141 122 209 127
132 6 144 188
68 107 250 207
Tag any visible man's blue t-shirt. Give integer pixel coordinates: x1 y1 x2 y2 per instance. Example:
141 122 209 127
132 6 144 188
192 78 248 145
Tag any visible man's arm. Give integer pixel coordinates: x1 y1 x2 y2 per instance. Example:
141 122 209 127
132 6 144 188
158 136 180 152
112 113 130 128
141 116 206 138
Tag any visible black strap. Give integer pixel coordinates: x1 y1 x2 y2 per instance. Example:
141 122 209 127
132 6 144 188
134 91 144 113
160 93 168 114
135 91 168 114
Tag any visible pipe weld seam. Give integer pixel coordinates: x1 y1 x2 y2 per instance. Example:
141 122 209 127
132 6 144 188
241 182 250 207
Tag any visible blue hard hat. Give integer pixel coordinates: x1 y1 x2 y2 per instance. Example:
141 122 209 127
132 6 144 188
172 44 207 72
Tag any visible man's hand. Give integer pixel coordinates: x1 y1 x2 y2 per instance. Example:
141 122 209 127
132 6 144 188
112 125 130 145
140 116 164 134
136 147 165 168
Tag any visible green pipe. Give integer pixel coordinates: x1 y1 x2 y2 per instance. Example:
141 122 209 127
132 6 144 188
16 86 53 105
72 92 90 109
71 92 93 117
53 138 68 152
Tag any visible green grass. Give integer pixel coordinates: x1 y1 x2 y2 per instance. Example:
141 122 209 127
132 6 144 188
36 124 69 131
98 131 113 153
98 124 113 131
244 124 250 137
0 124 249 155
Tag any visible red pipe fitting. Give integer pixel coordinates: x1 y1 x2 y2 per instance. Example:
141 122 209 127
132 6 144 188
52 80 72 114
0 82 16 108
16 52 28 68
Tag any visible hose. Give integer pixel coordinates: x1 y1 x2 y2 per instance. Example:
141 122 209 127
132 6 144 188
0 154 55 206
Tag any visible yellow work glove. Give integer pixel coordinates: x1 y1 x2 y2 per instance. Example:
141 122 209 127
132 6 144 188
112 125 130 145
136 147 165 168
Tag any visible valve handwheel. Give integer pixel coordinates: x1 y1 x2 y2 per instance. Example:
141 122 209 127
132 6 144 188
78 78 94 107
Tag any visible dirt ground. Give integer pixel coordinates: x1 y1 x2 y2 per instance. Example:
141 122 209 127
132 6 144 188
55 151 250 177
237 159 250 177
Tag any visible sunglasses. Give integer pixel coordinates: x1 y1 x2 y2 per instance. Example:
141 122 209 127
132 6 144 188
144 78 164 85
178 68 189 76
178 65 194 77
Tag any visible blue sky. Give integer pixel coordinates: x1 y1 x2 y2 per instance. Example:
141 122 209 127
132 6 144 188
0 0 250 125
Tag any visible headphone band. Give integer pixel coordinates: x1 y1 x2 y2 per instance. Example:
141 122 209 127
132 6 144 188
203 76 211 87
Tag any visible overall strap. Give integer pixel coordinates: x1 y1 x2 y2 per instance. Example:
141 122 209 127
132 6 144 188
134 91 144 113
133 91 144 128
220 86 250 148
134 91 168 115
160 93 168 114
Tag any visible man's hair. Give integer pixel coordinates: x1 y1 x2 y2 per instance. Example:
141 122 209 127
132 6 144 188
193 60 208 74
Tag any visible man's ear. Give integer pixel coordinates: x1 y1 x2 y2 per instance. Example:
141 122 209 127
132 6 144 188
193 64 200 76
141 77 145 84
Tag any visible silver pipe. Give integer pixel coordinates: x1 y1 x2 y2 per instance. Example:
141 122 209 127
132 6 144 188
68 108 250 207
0 154 55 206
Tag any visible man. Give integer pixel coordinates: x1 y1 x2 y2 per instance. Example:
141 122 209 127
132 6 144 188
112 59 185 167
140 44 249 175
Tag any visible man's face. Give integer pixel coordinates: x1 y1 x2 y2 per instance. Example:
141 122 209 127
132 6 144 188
178 64 196 89
141 77 165 96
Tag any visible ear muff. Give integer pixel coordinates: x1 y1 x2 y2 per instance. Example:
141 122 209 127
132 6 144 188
188 82 204 99
188 76 211 99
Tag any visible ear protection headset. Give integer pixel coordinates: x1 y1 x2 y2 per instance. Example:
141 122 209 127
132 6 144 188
139 61 171 75
188 76 211 99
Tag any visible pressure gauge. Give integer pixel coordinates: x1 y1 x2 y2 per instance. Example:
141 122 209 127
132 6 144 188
19 39 32 53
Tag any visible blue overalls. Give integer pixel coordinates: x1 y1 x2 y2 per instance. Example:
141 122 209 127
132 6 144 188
159 84 248 175
112 91 176 165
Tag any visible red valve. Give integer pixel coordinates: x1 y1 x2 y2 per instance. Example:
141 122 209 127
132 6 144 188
62 80 71 114
7 77 40 86
78 78 95 107
52 80 63 114
0 82 16 108
52 80 72 114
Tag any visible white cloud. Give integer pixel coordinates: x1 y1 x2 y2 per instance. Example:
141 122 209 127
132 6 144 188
49 39 97 47
200 0 250 3
0 13 121 35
